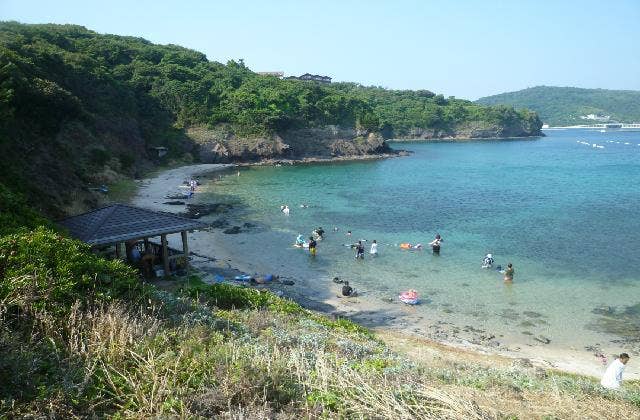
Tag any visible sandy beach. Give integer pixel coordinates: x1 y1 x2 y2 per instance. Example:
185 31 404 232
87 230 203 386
132 163 640 381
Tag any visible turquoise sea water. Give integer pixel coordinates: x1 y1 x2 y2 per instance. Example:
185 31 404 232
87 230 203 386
201 129 640 349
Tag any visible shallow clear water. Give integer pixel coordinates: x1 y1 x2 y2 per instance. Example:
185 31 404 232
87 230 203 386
201 129 640 349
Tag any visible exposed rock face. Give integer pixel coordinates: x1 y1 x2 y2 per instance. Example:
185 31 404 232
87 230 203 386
187 124 391 163
394 120 543 140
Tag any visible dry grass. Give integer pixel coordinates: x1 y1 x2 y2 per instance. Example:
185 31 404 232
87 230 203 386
2 283 639 419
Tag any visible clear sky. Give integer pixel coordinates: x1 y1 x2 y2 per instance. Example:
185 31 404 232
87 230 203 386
2 0 639 100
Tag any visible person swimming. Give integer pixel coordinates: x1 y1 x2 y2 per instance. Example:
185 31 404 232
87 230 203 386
313 227 325 240
482 253 494 268
295 234 305 247
342 281 357 297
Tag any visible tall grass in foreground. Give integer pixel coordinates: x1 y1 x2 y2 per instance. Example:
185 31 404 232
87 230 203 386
2 278 639 418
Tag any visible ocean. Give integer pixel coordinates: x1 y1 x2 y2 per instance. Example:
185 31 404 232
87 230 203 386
199 129 640 351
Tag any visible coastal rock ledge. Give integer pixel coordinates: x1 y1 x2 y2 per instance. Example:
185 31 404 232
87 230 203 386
187 124 391 162
394 120 543 140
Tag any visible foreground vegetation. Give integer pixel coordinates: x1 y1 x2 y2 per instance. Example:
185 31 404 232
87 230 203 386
1 193 639 418
477 86 640 126
0 21 541 218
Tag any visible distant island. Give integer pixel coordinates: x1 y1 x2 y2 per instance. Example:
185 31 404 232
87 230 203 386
476 86 640 126
0 22 541 217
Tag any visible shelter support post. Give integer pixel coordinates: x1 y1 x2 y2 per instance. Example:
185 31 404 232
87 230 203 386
161 234 170 277
181 231 189 271
115 242 122 259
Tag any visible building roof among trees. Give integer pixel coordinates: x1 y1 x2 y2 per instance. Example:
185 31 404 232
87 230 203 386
59 204 207 245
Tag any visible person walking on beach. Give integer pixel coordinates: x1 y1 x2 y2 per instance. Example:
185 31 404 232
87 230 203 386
601 353 630 389
355 240 365 259
308 236 317 256
370 239 378 256
504 263 514 283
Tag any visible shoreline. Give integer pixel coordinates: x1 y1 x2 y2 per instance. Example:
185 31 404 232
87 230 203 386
131 163 639 381
389 134 545 142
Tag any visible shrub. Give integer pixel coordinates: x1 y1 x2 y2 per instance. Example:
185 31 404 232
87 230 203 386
0 227 142 313
0 183 51 235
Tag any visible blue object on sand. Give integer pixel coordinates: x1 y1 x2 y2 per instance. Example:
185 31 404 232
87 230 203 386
214 274 225 282
234 274 253 281
264 274 274 281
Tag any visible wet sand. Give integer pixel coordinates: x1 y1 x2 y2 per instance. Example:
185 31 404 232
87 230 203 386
132 164 639 381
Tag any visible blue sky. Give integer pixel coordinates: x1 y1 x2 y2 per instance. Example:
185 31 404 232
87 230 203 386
2 0 639 100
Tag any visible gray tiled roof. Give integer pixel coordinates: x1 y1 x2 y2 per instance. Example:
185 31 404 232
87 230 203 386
59 204 207 245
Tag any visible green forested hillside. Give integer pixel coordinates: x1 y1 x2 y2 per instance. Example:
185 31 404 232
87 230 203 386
0 22 541 217
476 86 640 126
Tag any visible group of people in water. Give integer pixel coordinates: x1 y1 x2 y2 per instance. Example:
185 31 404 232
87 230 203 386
286 205 515 287
481 253 515 282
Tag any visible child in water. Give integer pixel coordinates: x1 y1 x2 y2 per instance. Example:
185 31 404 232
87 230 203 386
308 236 317 256
504 263 514 282
370 239 378 256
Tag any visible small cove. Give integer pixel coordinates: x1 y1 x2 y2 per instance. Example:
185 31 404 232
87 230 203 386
194 129 640 361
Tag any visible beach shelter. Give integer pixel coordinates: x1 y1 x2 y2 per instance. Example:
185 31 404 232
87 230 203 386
59 203 207 276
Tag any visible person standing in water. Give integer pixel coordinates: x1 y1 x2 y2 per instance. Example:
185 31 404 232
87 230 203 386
370 239 378 256
355 241 365 259
429 234 442 254
308 236 317 256
503 263 514 282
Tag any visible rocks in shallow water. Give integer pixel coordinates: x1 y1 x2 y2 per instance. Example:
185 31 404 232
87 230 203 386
210 218 229 228
183 203 232 219
534 335 551 344
519 320 536 328
163 200 185 205
592 306 614 315
521 331 534 336
242 222 256 228
463 325 485 334
500 309 520 321
523 311 544 318
223 226 242 234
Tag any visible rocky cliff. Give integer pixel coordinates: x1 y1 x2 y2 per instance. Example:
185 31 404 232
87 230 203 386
393 120 543 140
187 124 392 162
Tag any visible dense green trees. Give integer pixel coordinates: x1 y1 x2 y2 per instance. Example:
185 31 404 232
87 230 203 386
0 21 541 138
477 86 640 126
